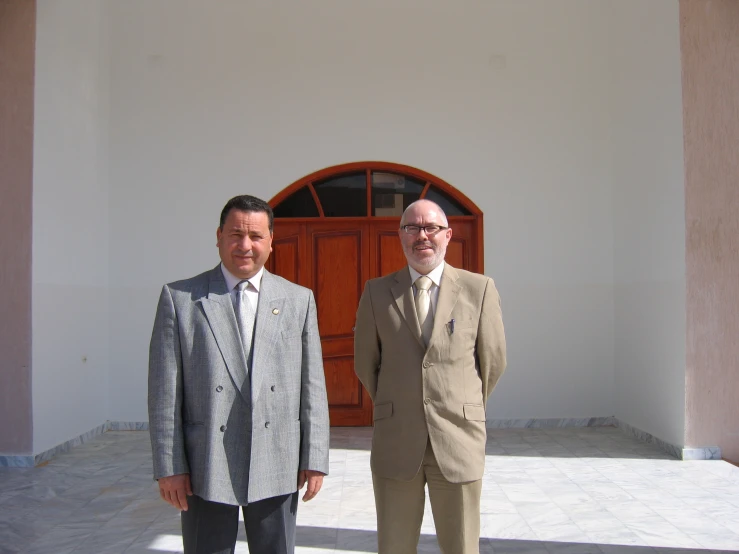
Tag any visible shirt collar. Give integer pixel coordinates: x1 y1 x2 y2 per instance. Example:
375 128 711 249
221 263 265 293
408 261 445 288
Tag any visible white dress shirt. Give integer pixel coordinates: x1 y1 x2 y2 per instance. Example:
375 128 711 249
221 263 263 311
408 261 445 318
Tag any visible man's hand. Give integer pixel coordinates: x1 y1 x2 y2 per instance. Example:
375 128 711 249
158 473 193 511
298 470 324 502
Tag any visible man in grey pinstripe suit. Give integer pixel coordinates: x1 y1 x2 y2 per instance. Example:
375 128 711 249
148 195 330 554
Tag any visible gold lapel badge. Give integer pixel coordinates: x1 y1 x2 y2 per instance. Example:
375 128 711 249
272 308 280 315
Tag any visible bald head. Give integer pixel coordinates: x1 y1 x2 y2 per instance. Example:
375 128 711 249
400 200 448 228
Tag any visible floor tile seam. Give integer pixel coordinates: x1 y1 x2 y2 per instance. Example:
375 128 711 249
326 464 350 542
97 496 171 531
570 515 636 540
581 533 648 551
520 482 590 515
21 523 100 553
526 521 589 545
628 528 705 550
580 468 660 504
55 485 146 533
511 497 578 531
688 534 739 552
679 518 739 539
523 469 574 489
587 461 636 478
73 526 143 553
678 471 739 493
614 513 696 542
599 498 666 522
569 480 663 520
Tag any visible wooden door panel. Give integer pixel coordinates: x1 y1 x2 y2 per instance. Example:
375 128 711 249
376 230 407 277
269 221 306 287
272 236 299 284
309 223 372 426
446 238 465 269
313 231 361 336
320 336 354 358
323 357 362 406
448 220 473 270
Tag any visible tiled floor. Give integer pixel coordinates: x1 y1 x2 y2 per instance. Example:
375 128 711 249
1 427 739 553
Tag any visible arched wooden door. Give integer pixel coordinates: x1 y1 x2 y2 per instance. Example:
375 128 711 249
268 162 483 426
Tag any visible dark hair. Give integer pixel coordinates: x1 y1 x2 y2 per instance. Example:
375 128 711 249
219 195 274 233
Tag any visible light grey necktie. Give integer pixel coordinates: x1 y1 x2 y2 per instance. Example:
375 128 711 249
415 276 433 346
235 280 256 368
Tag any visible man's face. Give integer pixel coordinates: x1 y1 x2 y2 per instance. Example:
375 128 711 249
217 209 273 279
398 202 452 274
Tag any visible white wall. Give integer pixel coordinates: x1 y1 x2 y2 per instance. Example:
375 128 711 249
107 0 618 422
32 0 111 453
607 1 687 447
29 0 688 438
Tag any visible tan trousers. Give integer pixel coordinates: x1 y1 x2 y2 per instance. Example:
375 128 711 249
372 440 482 554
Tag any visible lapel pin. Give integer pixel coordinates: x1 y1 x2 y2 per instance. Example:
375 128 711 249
272 308 280 315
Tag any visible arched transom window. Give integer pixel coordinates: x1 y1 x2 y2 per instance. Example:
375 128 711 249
271 162 477 219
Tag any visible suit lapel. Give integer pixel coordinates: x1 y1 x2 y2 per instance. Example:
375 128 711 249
199 266 250 403
251 270 285 403
429 264 461 347
391 267 425 349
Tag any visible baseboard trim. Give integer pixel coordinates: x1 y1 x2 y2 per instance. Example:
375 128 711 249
616 420 721 460
486 416 617 429
0 421 149 467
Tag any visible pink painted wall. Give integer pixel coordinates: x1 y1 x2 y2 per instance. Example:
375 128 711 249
681 0 739 463
0 0 35 454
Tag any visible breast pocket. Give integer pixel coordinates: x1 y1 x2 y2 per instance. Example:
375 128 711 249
276 330 302 372
452 317 475 331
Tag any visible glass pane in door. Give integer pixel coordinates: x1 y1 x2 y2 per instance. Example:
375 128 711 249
313 172 367 216
273 187 320 218
371 172 425 216
424 186 472 216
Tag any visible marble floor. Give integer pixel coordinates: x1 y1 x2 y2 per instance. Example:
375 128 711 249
1 427 739 554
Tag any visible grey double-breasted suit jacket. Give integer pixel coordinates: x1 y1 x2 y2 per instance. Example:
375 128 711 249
148 265 329 505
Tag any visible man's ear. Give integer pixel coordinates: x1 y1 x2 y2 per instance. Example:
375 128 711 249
216 227 222 247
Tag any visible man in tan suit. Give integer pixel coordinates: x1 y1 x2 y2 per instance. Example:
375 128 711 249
354 199 506 554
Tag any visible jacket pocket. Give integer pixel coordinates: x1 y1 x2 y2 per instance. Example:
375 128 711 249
463 404 486 421
373 402 393 421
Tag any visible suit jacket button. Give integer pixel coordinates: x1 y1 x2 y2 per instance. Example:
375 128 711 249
264 422 270 428
424 398 431 405
220 425 227 432
423 362 430 368
216 386 223 392
270 385 275 391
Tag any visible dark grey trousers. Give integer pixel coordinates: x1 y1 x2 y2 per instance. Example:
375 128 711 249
181 492 299 554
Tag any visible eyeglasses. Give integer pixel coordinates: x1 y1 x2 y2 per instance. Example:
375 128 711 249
400 225 449 236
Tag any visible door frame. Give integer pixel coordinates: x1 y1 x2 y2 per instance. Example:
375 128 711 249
268 162 485 426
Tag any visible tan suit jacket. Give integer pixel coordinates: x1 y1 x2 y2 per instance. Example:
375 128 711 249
354 264 506 483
